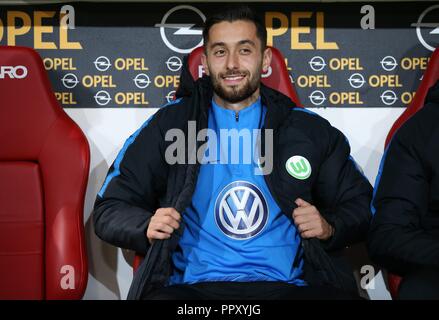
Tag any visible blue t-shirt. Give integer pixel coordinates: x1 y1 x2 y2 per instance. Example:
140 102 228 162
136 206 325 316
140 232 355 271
169 97 305 285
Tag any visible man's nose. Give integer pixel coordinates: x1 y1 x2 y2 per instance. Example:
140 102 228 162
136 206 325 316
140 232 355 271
226 51 239 70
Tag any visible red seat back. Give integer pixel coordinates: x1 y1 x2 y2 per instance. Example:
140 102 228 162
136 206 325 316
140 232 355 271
384 48 439 299
0 46 90 299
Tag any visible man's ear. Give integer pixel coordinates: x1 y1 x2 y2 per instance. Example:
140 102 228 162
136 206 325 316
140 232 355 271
262 47 272 73
201 52 210 76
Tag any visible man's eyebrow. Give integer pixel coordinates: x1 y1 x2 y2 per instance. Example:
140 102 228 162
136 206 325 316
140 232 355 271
238 39 256 47
210 42 226 49
209 39 257 49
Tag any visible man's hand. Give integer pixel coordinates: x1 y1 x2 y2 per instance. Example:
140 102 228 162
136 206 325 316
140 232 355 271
292 198 334 240
146 207 181 245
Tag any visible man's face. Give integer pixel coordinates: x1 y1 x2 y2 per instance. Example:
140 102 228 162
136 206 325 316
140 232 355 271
202 20 272 106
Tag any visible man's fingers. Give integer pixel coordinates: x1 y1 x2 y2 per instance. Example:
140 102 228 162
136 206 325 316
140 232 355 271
295 198 312 208
153 208 181 227
292 205 317 218
147 216 180 242
296 221 314 233
293 214 315 225
147 207 183 244
161 216 180 230
148 230 171 240
153 222 174 235
168 219 180 230
161 208 181 221
301 230 317 239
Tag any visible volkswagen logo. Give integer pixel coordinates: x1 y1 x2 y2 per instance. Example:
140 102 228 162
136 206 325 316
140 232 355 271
215 181 268 240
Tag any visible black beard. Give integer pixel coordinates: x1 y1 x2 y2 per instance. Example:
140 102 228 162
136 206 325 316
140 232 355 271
211 69 261 104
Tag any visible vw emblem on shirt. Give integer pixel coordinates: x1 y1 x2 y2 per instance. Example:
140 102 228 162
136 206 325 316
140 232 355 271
214 181 268 240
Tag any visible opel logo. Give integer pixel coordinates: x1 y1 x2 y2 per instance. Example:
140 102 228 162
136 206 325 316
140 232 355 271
309 56 326 72
94 90 112 106
155 5 206 54
309 90 326 106
380 90 398 106
380 56 398 72
166 90 176 103
94 56 111 72
133 73 151 89
348 73 366 89
412 5 439 51
166 56 183 72
61 73 79 89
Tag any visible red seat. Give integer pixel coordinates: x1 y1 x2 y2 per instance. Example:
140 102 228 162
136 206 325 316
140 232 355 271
133 45 302 273
384 48 439 299
0 46 90 299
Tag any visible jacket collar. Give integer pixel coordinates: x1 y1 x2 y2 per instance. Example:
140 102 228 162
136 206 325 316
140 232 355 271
260 84 296 130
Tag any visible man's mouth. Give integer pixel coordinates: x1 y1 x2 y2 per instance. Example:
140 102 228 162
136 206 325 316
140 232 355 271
221 73 246 85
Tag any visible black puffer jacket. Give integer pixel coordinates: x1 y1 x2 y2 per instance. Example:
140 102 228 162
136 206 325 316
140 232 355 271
93 58 373 299
368 80 439 276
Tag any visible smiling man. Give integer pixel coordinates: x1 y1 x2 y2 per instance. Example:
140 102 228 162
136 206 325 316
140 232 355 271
202 19 271 109
93 5 373 300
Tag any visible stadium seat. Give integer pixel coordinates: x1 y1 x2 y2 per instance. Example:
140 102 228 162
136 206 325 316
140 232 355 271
0 46 90 299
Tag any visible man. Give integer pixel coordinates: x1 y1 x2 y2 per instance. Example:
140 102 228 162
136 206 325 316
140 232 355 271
368 80 439 300
94 6 372 300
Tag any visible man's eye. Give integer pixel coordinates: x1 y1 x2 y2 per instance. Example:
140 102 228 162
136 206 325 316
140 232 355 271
214 50 226 56
240 48 252 54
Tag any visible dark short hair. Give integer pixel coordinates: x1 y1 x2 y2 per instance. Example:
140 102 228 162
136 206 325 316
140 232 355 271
202 5 267 52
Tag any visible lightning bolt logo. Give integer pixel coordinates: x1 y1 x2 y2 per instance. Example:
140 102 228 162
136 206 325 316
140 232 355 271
412 5 439 51
133 74 151 89
94 56 111 72
348 73 366 89
430 26 439 34
156 5 206 54
380 90 398 106
157 24 203 36
94 90 112 106
309 90 326 106
309 56 326 72
380 56 398 71
61 73 79 89
166 56 183 72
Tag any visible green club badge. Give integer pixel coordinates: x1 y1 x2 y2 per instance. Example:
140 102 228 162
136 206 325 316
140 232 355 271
286 156 312 180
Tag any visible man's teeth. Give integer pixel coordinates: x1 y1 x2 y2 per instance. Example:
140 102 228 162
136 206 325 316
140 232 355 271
225 75 244 80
